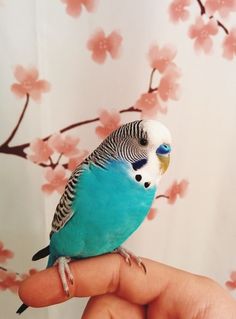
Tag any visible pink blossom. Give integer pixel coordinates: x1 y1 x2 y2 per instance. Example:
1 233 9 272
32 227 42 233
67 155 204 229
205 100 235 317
68 150 89 171
26 139 53 164
42 166 68 195
135 92 167 118
169 0 192 24
226 271 236 290
0 270 21 293
0 242 14 263
223 28 236 60
148 45 177 73
49 134 80 158
205 0 236 18
61 0 97 17
189 17 218 54
95 110 121 139
159 67 181 102
87 29 122 64
11 65 50 101
147 208 158 220
165 179 189 204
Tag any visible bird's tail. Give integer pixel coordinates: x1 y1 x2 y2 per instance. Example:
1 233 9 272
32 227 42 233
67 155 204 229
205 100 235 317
32 245 50 261
16 303 28 315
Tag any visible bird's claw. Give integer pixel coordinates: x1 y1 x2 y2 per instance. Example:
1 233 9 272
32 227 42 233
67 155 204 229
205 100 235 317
113 247 147 274
54 257 74 296
64 258 74 284
138 259 147 274
126 256 132 266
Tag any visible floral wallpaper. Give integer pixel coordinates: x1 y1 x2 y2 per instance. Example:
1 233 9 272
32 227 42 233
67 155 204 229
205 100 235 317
1 0 236 318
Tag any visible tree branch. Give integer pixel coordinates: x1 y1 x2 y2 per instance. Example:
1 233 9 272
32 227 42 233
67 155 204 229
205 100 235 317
0 105 141 164
55 153 63 167
43 106 140 142
1 94 30 147
155 194 169 200
216 19 229 35
196 0 205 15
148 68 157 93
195 0 229 34
0 266 20 276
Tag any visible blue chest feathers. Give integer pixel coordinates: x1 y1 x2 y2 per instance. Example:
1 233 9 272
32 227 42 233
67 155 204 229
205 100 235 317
50 160 156 259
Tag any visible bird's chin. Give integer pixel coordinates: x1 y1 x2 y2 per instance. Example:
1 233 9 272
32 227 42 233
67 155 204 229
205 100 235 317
158 155 170 174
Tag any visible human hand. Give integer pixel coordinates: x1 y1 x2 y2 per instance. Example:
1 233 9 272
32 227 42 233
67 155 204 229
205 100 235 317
18 254 236 319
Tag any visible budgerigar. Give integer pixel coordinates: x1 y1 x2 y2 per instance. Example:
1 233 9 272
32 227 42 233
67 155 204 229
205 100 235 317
17 119 171 314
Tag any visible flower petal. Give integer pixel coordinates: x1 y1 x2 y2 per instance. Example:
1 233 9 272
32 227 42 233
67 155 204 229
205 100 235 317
82 0 97 12
14 65 28 82
87 29 106 50
147 208 158 220
107 31 122 59
11 83 27 98
62 0 82 17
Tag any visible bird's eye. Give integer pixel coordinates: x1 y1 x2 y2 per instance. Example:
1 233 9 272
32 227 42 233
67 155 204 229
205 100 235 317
139 138 148 146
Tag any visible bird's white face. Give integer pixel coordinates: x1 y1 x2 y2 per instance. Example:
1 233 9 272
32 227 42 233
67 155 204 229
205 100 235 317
142 119 171 172
132 120 172 187
142 120 172 150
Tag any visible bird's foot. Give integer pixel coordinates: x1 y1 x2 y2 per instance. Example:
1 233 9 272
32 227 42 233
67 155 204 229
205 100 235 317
113 247 147 274
54 257 74 296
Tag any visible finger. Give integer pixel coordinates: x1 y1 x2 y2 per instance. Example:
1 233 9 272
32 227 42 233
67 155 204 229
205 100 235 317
147 300 169 319
82 294 146 319
18 253 185 308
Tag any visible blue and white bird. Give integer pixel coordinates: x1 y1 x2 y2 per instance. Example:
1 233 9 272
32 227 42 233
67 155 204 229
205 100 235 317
17 119 171 314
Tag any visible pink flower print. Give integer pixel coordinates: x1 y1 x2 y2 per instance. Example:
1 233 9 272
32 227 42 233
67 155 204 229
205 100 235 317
26 139 53 164
169 0 192 24
68 150 89 171
226 271 236 290
223 28 236 60
42 166 68 195
95 110 121 139
205 0 236 18
87 29 122 64
11 65 50 101
165 179 189 204
61 0 97 17
0 270 21 293
189 17 218 54
49 134 80 158
148 45 177 73
159 67 181 102
147 208 158 220
0 242 14 263
135 92 167 118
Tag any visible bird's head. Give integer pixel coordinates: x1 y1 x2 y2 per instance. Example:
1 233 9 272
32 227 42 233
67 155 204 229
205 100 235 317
112 119 172 176
141 119 172 175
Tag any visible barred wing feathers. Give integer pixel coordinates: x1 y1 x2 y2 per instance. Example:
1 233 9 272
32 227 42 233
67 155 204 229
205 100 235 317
50 164 85 237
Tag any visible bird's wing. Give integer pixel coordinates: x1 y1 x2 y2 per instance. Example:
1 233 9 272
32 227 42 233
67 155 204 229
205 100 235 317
50 163 86 238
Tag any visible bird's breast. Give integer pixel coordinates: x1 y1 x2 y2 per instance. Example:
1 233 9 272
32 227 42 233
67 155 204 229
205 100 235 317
79 161 154 226
53 160 157 258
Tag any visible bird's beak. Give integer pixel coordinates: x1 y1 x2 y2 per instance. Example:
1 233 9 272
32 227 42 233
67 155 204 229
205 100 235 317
156 143 171 174
157 154 170 174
